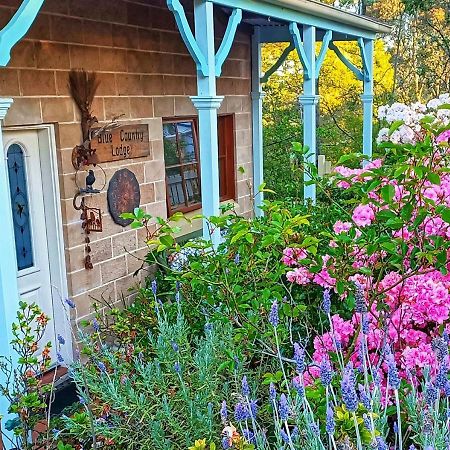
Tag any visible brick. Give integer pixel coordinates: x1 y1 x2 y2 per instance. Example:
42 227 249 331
42 97 75 123
144 159 165 183
148 117 163 141
0 68 20 96
42 0 69 14
112 230 137 257
55 71 71 96
51 16 84 44
174 96 196 116
150 7 176 30
126 247 149 275
130 97 153 119
69 45 100 71
235 112 251 130
184 76 197 96
138 29 160 52
159 31 187 54
155 53 174 74
83 20 113 47
154 180 166 202
116 74 143 96
140 182 156 204
98 48 128 73
36 42 70 70
95 72 117 96
25 14 51 41
162 76 185 95
20 70 56 95
3 97 41 126
127 2 150 27
145 200 167 219
127 50 157 74
101 255 127 284
141 74 164 95
153 96 174 117
58 122 82 149
104 96 130 120
9 41 36 68
115 274 140 299
113 25 139 49
151 139 164 159
69 266 102 296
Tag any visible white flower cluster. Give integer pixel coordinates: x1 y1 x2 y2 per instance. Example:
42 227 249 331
377 93 450 145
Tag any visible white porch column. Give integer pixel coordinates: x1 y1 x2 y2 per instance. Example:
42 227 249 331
251 27 265 217
299 25 318 203
0 98 18 447
190 0 223 247
361 38 374 160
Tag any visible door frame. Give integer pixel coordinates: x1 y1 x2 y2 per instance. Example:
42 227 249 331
3 124 73 364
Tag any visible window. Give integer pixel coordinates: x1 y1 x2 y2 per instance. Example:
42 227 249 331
163 115 236 215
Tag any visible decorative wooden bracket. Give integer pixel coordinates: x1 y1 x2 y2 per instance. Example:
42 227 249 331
358 37 371 82
315 30 332 79
167 0 209 76
0 0 45 66
288 22 312 80
215 8 242 76
260 42 295 84
167 0 242 77
329 41 365 81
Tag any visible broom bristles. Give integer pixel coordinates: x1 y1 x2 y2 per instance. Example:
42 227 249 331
68 69 100 114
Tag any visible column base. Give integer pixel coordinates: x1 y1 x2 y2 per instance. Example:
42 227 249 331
299 94 319 106
190 95 224 110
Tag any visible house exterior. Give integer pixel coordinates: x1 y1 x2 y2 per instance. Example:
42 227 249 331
0 0 390 442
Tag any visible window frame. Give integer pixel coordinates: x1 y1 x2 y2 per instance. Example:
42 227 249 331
162 114 237 217
163 117 202 216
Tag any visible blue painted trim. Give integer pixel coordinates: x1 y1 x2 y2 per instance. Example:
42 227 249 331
289 22 311 80
167 0 209 76
215 8 242 76
315 30 332 78
0 0 45 66
260 42 294 83
329 41 364 81
358 37 371 82
209 0 378 39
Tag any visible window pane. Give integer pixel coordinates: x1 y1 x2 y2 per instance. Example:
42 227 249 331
183 164 201 205
7 144 33 270
166 166 186 209
177 122 197 164
163 123 180 166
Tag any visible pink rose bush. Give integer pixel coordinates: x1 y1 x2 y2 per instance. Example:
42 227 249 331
283 96 450 384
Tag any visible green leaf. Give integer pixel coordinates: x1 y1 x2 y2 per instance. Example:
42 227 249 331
389 120 404 134
159 235 174 248
441 207 450 224
380 184 395 203
427 171 441 185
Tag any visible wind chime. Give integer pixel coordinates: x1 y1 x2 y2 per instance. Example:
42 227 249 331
69 69 111 270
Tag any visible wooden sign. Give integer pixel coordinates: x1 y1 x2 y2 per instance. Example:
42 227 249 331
90 124 150 163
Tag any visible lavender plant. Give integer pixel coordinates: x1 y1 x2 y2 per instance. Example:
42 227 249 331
62 289 245 450
219 295 450 450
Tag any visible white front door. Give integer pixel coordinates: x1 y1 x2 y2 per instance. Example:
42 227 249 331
4 129 67 360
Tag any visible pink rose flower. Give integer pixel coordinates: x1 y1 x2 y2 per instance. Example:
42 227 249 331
352 204 375 227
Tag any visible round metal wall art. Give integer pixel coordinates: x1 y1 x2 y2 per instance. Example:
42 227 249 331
107 168 141 227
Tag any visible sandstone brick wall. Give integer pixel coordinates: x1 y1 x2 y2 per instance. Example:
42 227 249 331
0 0 253 322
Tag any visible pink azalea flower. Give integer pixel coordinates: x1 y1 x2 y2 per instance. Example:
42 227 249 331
352 204 375 227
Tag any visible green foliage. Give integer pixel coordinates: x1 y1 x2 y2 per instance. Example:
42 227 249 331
63 305 244 450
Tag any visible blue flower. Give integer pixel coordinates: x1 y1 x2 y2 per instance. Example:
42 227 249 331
171 341 179 352
57 352 64 364
97 361 106 373
363 414 372 431
249 399 258 419
241 376 250 397
361 314 369 335
174 362 181 374
234 402 249 422
268 300 279 327
320 358 333 387
432 337 449 362
354 282 367 313
269 383 276 402
151 279 157 295
279 394 289 420
65 298 76 309
376 437 388 450
322 288 331 315
358 384 371 410
280 429 290 444
293 343 305 373
425 383 438 406
385 349 400 390
57 334 65 345
341 371 358 412
326 406 335 434
222 436 231 449
436 361 448 390
242 429 255 444
393 421 398 434
220 400 228 422
92 319 100 332
234 253 240 265
309 421 320 436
